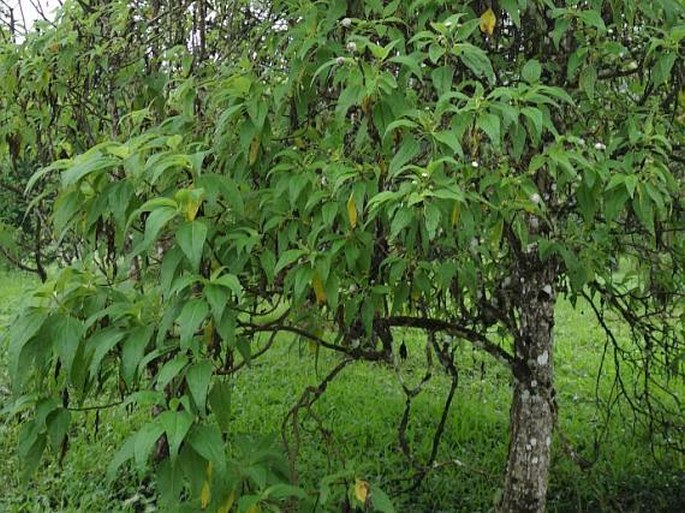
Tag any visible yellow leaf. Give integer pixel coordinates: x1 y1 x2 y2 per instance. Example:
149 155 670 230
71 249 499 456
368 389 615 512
248 136 260 166
217 491 236 513
347 194 358 229
200 479 211 509
247 505 261 513
312 272 327 304
204 319 214 346
451 202 461 227
176 187 205 221
361 95 372 114
354 478 370 503
479 8 496 36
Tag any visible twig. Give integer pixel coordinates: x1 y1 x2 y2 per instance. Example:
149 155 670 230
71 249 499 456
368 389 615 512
281 358 352 484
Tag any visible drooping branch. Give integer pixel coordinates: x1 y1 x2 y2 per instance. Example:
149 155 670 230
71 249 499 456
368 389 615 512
281 358 352 484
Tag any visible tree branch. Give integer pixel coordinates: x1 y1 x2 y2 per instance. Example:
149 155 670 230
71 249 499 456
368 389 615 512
383 316 514 367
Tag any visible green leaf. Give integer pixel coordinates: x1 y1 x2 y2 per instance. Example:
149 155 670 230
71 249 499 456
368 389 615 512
159 249 184 298
430 65 454 96
18 428 47 480
521 107 543 143
176 220 208 272
142 206 177 251
46 408 71 451
424 203 441 240
578 10 606 32
477 113 501 147
371 486 396 513
388 54 423 79
428 43 446 64
579 65 597 99
391 208 414 239
213 273 243 299
188 423 225 471
156 354 189 391
522 59 542 83
177 299 209 350
121 325 154 387
433 130 463 156
216 310 236 346
159 410 194 460
107 435 136 481
653 52 676 86
87 327 126 379
552 17 571 49
501 0 521 26
236 337 251 365
205 284 230 322
61 151 118 187
209 378 232 434
50 314 85 382
8 310 46 390
389 136 420 176
186 359 214 414
457 43 495 83
382 119 418 140
274 249 307 275
134 419 166 472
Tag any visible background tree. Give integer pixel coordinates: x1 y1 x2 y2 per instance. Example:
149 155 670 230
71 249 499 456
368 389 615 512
4 1 684 512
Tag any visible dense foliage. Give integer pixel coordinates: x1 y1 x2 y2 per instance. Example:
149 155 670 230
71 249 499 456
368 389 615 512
2 1 683 512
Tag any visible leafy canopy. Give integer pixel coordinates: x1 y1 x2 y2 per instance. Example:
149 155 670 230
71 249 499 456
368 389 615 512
3 0 684 510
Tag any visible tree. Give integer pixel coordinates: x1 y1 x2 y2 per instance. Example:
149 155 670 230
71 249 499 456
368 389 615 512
5 1 684 512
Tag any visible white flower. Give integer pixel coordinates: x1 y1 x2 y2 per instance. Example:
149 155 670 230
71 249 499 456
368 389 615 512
421 172 429 178
341 17 352 28
577 138 586 146
335 56 345 65
594 141 606 150
530 193 541 204
471 160 479 168
346 41 357 53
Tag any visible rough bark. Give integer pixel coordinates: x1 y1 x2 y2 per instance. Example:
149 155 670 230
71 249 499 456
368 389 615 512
498 254 557 513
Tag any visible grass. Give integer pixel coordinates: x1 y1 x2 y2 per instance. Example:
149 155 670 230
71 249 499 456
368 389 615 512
0 267 683 512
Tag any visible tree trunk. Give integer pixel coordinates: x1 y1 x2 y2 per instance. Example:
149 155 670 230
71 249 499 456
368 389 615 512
499 256 557 513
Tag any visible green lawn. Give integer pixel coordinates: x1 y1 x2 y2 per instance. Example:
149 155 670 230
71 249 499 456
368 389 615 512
1 268 683 512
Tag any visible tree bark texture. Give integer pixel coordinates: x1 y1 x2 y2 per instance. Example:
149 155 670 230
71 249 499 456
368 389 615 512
499 255 557 513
